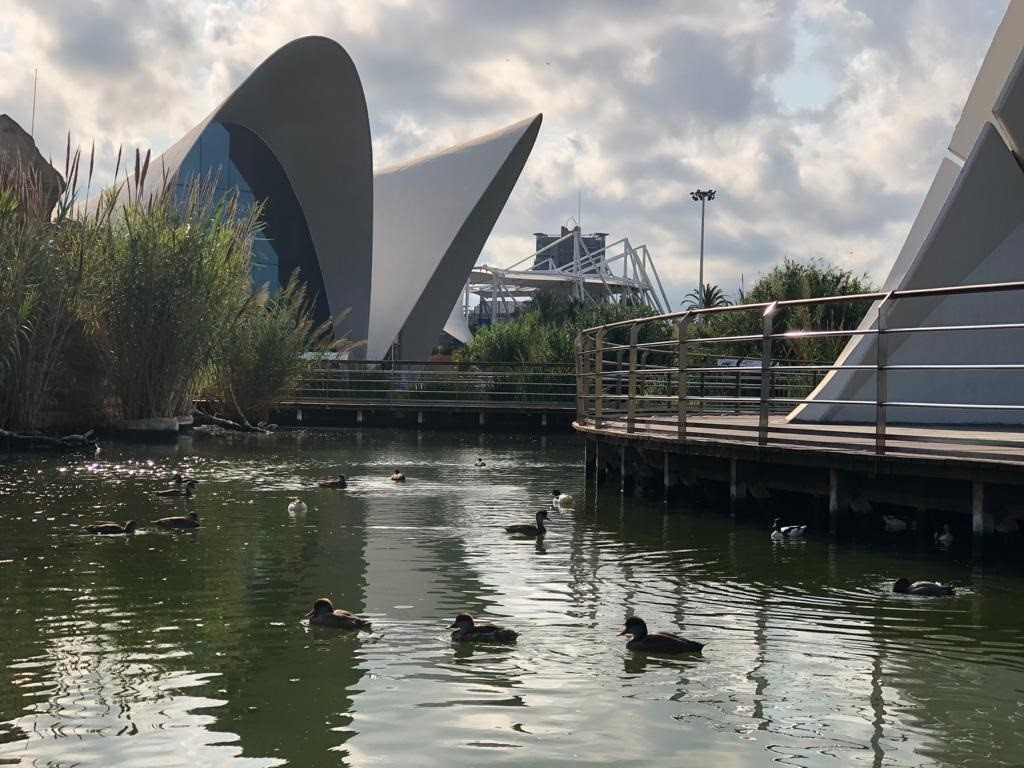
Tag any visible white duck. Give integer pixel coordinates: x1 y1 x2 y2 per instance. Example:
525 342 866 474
771 518 807 541
551 489 574 508
288 498 307 514
935 524 954 547
882 515 909 533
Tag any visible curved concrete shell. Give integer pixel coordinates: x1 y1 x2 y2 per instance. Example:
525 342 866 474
368 115 542 360
128 36 540 360
149 36 374 345
793 0 1024 425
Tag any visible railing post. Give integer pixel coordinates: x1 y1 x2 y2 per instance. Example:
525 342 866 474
677 314 692 441
759 303 776 446
875 294 893 454
594 329 606 429
627 324 640 433
575 334 588 424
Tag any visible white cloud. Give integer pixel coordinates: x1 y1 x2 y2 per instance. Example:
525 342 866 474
0 0 1008 307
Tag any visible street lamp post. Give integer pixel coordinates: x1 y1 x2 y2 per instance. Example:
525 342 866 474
690 188 716 305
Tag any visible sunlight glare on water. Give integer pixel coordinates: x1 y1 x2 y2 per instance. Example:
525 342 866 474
1 429 1022 767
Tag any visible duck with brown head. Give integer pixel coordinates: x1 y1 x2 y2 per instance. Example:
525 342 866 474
156 479 197 498
448 613 518 643
153 511 200 529
619 616 705 654
85 520 137 535
319 474 347 488
505 510 548 537
304 598 371 630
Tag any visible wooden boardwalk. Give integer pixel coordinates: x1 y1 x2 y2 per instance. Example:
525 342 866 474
576 415 1024 539
577 414 1024 470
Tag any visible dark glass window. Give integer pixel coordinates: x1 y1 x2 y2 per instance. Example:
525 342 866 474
173 122 329 324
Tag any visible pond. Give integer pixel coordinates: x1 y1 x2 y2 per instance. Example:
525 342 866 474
1 430 1022 767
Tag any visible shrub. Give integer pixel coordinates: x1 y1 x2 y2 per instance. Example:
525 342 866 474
209 271 361 423
81 164 258 421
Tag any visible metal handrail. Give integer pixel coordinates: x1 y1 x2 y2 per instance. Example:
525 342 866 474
574 280 1024 461
290 360 577 409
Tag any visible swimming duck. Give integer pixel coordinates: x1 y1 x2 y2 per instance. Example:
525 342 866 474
474 457 486 468
771 518 807 541
153 511 201 529
391 469 406 482
304 598 371 630
288 498 307 514
935 524 954 547
882 515 909 533
156 479 197 498
319 474 347 489
85 520 136 535
619 616 705 654
892 578 955 596
448 612 518 643
551 489 574 508
505 510 549 537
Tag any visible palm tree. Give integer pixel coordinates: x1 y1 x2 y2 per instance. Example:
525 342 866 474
682 283 731 310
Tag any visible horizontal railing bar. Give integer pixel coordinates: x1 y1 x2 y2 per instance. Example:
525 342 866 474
578 278 1024 334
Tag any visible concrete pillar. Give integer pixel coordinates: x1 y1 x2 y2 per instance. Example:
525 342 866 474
620 445 627 494
356 410 363 423
541 413 548 427
297 408 303 424
418 411 424 425
829 469 848 535
916 507 929 540
972 481 995 553
479 412 486 426
729 458 740 517
663 452 670 503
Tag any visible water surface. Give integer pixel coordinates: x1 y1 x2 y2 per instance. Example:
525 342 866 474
1 430 1021 767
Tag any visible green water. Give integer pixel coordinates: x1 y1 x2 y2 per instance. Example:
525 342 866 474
0 430 1022 767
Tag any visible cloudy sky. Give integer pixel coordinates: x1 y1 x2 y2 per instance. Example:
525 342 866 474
0 0 1008 306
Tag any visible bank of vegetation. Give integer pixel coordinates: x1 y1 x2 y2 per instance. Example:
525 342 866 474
689 259 875 364
458 292 673 366
0 141 351 441
459 258 873 369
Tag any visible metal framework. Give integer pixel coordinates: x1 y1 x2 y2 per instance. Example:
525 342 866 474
461 227 670 326
574 279 1024 464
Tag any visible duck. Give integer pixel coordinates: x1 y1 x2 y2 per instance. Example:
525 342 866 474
304 598 371 630
319 474 347 489
391 469 406 482
619 616 705 654
551 489 574 508
935 524 954 547
474 457 486 468
85 520 136 535
156 479 197 498
892 577 955 596
882 515 909 533
153 511 201 529
448 612 518 643
505 510 549 537
287 498 307 514
771 518 807 541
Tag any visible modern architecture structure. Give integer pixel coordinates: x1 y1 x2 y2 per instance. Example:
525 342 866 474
142 36 541 360
793 0 1024 425
461 225 670 330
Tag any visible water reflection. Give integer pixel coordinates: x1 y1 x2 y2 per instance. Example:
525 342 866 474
1 431 1024 766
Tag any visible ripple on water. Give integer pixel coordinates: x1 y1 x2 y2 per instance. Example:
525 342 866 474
2 432 1024 767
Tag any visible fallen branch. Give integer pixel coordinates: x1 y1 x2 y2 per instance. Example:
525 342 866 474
0 428 97 451
192 406 268 433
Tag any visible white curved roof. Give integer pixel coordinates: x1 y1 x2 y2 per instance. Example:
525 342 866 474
368 114 542 360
